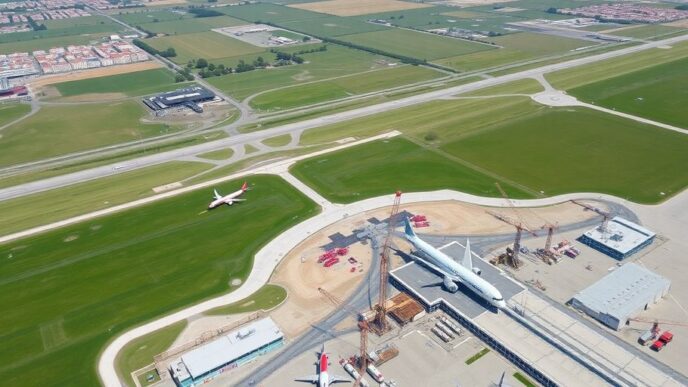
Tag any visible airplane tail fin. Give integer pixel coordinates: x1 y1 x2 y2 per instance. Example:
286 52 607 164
461 238 473 270
241 182 248 191
404 217 416 239
213 189 222 200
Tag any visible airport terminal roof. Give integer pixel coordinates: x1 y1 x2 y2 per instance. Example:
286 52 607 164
581 216 655 255
180 317 283 379
572 263 670 321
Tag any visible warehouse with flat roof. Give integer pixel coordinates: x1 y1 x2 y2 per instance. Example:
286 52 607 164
170 317 284 387
578 216 655 260
143 85 216 113
570 263 670 330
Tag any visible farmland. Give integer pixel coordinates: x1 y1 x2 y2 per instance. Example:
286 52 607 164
147 31 264 64
290 137 533 203
137 15 246 35
51 68 180 98
0 101 174 168
568 57 688 128
338 28 494 61
249 65 444 111
0 175 318 387
441 107 688 203
288 0 432 17
0 33 110 54
0 161 214 236
0 18 122 45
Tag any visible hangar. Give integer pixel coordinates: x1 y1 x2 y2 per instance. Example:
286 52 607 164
570 263 670 330
143 85 216 113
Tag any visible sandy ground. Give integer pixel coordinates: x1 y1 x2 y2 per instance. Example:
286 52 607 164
28 61 161 88
665 20 688 28
289 0 431 17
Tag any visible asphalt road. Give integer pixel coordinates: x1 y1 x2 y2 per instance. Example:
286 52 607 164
2 33 687 202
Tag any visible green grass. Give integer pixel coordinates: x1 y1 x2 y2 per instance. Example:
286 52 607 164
0 102 30 126
115 10 194 25
52 68 179 98
205 284 287 315
513 371 537 387
546 41 688 90
249 65 443 111
261 134 292 147
116 321 187 387
567 56 688 128
465 347 490 365
0 34 109 54
0 101 174 167
435 32 594 72
441 107 688 203
607 24 685 39
146 31 264 64
0 174 318 387
245 144 259 154
198 148 235 160
138 15 246 35
207 45 387 101
291 137 531 203
338 29 493 61
0 161 214 236
0 18 123 45
463 78 543 96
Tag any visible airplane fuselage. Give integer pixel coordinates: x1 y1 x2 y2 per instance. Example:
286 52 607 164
318 353 329 387
208 188 244 209
406 234 506 309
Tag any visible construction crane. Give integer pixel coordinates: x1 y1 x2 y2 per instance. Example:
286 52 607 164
372 190 402 334
317 287 369 387
488 183 538 268
571 200 612 232
540 222 559 262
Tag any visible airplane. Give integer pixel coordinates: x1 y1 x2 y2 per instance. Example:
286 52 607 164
295 343 349 387
207 182 248 210
403 217 507 309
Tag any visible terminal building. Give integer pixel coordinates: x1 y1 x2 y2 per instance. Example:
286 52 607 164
578 216 655 260
570 263 670 330
170 317 284 387
143 85 216 113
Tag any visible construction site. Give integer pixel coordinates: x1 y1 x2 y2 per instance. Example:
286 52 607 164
136 189 687 387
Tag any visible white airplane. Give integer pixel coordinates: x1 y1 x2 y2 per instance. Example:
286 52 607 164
295 344 349 387
207 182 248 210
403 217 506 309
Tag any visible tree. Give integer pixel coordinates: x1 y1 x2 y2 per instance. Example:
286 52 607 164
213 68 222 77
175 74 186 82
208 63 215 71
196 58 208 68
302 36 311 42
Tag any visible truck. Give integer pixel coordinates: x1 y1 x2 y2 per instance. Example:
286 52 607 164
659 331 673 344
367 364 384 383
342 362 369 387
638 330 656 346
651 340 665 352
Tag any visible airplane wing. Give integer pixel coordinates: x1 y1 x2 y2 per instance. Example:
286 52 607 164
213 189 223 200
294 375 319 384
232 198 246 201
460 239 473 270
329 375 351 384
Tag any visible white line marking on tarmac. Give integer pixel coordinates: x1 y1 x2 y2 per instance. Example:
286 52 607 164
454 336 471 349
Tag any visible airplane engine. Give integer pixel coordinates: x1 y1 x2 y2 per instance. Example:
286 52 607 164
472 267 482 276
443 276 459 293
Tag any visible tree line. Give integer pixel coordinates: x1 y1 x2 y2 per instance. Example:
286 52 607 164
133 39 177 58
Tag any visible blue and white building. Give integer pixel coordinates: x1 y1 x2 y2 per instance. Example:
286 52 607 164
578 216 655 260
170 317 284 387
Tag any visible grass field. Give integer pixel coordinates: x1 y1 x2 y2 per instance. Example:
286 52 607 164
0 175 318 387
115 10 193 25
249 65 443 111
52 68 179 98
197 148 235 160
435 32 594 72
207 45 387 100
0 33 109 54
567 57 688 128
291 137 532 203
206 284 287 315
0 102 30 126
0 101 173 167
607 24 685 39
146 31 264 64
0 19 122 45
261 134 292 147
465 348 490 365
116 321 187 387
441 107 688 203
338 29 493 61
288 0 432 17
138 15 246 35
0 161 214 236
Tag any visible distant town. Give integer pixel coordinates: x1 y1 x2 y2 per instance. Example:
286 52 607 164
557 3 688 24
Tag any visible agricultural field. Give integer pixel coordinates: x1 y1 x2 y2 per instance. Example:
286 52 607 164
441 107 688 203
568 57 688 128
50 68 180 99
0 161 214 236
288 0 432 17
249 65 444 111
146 31 264 64
0 101 174 167
115 9 194 25
291 137 532 203
435 32 595 72
0 17 123 45
138 15 246 35
0 103 30 127
607 24 686 39
0 175 318 386
207 45 389 100
338 28 494 60
0 33 110 54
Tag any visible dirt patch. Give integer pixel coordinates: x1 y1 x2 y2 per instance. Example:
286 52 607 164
291 70 313 82
431 0 515 7
28 61 162 88
89 224 102 231
289 0 431 17
230 278 242 287
37 85 61 99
